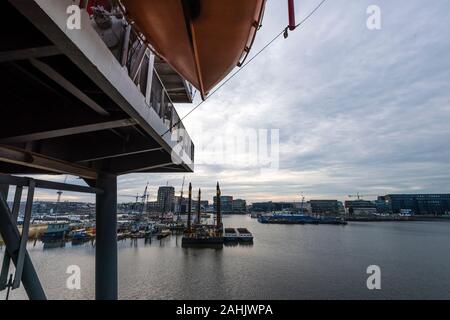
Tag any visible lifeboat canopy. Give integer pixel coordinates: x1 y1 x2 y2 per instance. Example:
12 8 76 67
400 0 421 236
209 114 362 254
121 0 266 99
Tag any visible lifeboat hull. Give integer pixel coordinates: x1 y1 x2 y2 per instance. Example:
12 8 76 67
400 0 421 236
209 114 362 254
121 0 266 98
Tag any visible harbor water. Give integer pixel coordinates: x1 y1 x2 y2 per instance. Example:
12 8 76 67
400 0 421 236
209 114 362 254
1 215 450 300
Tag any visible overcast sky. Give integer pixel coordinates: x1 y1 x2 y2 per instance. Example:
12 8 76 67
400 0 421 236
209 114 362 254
19 0 450 204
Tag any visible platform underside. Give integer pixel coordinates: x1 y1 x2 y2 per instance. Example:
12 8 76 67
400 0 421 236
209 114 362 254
0 1 194 179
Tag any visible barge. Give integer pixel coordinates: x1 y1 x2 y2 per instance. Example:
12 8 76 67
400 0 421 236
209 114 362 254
237 228 253 242
224 228 239 242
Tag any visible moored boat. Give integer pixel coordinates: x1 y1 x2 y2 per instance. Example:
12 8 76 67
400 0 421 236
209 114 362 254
182 226 223 247
318 216 348 225
41 223 70 243
156 229 171 240
70 229 91 244
258 211 317 224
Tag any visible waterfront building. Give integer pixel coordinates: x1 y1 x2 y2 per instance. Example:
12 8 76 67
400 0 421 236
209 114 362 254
146 201 161 213
374 197 391 214
384 194 450 215
157 186 175 213
232 199 247 213
308 200 340 216
344 200 377 216
177 198 208 213
214 196 233 214
251 202 294 212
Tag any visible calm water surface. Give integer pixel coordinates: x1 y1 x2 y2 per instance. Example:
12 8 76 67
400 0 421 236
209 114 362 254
2 215 450 300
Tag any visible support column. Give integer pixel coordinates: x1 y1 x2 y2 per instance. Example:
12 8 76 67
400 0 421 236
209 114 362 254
95 173 117 300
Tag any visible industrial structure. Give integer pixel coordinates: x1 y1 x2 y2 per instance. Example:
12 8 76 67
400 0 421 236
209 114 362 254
0 0 266 300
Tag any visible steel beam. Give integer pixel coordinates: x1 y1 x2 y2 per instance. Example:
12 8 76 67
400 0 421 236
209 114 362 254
0 174 103 194
0 45 60 63
0 145 99 179
0 119 137 144
29 58 110 116
0 194 46 300
77 147 164 163
120 25 131 67
0 186 22 290
0 184 11 291
12 180 35 289
119 162 173 175
95 173 118 300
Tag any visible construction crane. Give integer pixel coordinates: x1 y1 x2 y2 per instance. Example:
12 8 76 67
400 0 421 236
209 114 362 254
118 193 140 212
348 193 379 200
140 182 150 214
299 192 305 210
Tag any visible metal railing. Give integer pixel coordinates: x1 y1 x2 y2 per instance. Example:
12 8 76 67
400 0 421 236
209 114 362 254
87 3 194 163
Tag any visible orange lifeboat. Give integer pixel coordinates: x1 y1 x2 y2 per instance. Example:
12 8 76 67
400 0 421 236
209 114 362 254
120 0 266 99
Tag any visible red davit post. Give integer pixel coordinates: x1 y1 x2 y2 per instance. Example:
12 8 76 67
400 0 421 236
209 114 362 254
288 0 296 30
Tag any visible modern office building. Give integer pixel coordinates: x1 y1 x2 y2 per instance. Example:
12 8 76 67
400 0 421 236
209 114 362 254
214 196 233 214
374 197 391 214
344 200 377 215
157 186 175 213
384 194 450 215
232 199 247 213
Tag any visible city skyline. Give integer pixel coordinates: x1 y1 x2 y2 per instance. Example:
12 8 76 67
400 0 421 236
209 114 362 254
6 0 450 204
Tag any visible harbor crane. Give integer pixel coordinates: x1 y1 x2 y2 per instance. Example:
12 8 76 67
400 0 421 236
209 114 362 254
140 182 150 214
119 182 150 214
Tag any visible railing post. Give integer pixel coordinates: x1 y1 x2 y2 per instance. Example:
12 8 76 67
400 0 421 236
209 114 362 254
145 53 155 106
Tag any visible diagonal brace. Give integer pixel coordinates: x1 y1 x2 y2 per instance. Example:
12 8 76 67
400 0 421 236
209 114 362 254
0 189 46 299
